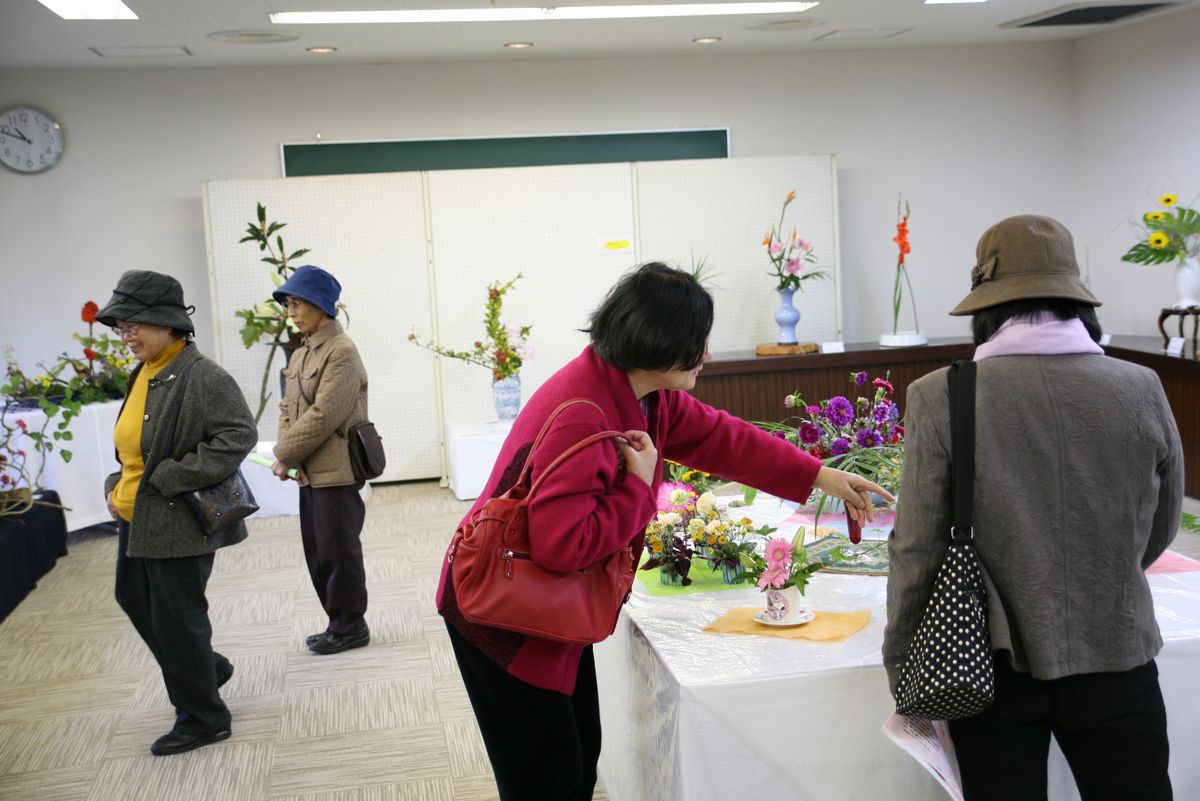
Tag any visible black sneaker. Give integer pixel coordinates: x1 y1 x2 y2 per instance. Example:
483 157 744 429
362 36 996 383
309 626 370 655
150 728 231 756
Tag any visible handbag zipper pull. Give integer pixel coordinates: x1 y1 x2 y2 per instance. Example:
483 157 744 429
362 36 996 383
503 549 514 578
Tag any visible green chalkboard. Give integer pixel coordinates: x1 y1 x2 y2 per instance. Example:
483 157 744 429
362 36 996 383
281 129 728 176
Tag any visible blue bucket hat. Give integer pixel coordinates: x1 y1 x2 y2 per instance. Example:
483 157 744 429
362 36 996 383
273 265 341 318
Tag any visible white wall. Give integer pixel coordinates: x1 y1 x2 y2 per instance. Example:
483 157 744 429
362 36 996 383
1073 6 1200 335
2 40 1082 373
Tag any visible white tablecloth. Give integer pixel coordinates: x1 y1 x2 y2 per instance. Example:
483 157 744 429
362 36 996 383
445 420 512 501
595 497 1200 801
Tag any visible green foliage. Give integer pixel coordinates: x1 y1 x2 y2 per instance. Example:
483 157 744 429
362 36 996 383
1122 199 1200 264
1182 512 1200 534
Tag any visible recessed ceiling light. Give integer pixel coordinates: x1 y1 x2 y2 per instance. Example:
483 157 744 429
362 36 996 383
306 46 338 53
37 0 136 19
693 36 722 43
504 41 535 48
924 0 986 4
207 30 302 45
271 3 819 24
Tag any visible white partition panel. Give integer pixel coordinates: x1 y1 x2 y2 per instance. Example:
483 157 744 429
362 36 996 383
202 174 440 482
425 163 638 430
636 155 840 350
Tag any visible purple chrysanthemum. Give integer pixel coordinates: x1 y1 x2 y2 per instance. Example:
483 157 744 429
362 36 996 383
771 429 788 440
826 396 854 427
872 400 894 424
798 422 821 444
855 428 883 448
806 404 821 416
853 371 868 387
830 437 852 456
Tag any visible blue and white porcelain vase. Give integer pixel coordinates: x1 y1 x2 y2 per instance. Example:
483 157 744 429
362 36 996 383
492 374 522 421
773 287 800 345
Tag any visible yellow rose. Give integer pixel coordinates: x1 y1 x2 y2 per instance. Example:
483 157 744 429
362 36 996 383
696 491 717 516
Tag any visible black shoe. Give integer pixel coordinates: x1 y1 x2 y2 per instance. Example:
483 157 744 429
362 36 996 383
216 663 234 688
150 728 231 756
309 627 370 655
305 629 329 648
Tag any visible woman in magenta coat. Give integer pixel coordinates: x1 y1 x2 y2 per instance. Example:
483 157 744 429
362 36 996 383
437 262 890 801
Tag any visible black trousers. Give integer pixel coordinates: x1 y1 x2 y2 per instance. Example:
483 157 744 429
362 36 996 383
446 622 601 801
114 520 232 735
299 483 367 636
948 655 1171 801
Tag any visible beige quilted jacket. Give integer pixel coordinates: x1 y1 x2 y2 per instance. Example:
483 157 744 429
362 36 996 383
274 320 369 487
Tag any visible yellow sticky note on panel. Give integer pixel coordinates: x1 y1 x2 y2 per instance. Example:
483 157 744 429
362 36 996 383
600 239 633 253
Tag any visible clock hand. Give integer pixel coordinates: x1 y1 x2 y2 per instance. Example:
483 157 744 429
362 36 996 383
12 126 32 143
1 125 32 144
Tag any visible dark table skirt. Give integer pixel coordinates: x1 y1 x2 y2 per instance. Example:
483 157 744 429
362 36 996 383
0 490 68 623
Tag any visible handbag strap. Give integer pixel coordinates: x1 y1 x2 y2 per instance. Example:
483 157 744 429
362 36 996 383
513 398 607 488
947 359 977 540
146 355 199 478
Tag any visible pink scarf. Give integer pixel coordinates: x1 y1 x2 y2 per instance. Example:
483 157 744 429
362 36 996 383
974 312 1103 361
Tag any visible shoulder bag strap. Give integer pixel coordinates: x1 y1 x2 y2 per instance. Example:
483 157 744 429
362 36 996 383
146 357 198 477
525 430 628 498
948 359 977 539
512 398 606 488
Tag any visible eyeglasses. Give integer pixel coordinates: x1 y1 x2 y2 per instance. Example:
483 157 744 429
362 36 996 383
112 323 141 338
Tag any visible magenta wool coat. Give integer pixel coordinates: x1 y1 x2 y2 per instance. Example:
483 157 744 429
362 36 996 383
437 345 823 694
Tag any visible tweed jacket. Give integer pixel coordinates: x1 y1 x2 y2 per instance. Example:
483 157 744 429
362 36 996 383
883 354 1183 694
437 345 824 694
103 344 258 559
274 320 368 487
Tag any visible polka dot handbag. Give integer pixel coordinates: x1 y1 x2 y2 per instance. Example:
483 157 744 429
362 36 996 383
895 360 995 720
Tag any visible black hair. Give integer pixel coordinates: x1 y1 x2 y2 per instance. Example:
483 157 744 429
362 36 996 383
971 298 1102 346
585 262 714 372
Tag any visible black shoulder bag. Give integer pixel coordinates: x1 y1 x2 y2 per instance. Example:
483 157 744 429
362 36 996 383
894 359 995 720
155 359 259 537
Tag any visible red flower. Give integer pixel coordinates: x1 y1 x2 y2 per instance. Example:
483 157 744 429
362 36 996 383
873 377 895 395
84 347 98 361
16 419 27 432
809 447 827 460
82 300 100 323
1 474 9 485
893 218 911 266
495 350 508 364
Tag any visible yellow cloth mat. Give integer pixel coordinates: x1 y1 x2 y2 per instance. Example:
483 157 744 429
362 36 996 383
704 607 871 642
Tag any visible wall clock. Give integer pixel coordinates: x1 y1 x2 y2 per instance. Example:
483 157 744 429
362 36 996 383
1 105 64 174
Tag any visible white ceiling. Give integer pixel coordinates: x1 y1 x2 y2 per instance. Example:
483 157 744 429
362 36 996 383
0 0 1194 69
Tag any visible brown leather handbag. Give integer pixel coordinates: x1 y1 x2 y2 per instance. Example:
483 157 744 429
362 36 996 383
448 399 638 645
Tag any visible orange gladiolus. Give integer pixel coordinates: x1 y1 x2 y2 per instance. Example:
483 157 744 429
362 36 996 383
785 190 796 203
893 218 911 265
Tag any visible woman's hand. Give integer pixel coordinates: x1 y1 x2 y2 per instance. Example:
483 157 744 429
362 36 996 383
616 430 657 487
813 466 895 523
295 467 310 487
106 491 118 520
271 460 291 481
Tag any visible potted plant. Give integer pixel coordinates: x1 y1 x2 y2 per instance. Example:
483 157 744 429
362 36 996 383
880 194 927 347
762 190 827 344
1122 192 1200 310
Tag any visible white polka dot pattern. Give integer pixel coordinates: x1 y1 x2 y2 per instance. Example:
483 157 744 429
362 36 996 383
895 539 995 720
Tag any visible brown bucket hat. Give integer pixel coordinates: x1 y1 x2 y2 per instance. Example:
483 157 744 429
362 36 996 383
949 215 1101 316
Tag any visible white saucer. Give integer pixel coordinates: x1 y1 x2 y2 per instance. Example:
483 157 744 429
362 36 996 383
754 609 816 627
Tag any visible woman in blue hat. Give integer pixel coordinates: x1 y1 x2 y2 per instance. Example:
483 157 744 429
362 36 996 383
270 265 373 655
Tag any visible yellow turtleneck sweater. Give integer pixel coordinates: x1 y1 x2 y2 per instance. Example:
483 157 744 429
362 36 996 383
111 339 187 521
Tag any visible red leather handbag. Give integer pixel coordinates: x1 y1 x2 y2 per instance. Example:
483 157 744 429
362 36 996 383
448 399 638 645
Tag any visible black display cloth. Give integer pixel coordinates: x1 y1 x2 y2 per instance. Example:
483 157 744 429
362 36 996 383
0 490 68 623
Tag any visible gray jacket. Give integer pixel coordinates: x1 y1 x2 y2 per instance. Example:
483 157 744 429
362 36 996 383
883 355 1183 693
104 344 258 558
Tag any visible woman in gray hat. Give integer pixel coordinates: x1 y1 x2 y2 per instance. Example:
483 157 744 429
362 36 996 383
98 270 257 756
269 265 372 656
883 215 1183 801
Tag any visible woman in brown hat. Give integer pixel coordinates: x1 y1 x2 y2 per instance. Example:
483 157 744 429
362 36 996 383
883 215 1183 801
98 270 257 756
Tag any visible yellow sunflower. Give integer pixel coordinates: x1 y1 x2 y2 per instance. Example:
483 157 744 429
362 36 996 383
1159 194 1178 208
1148 232 1171 249
1144 211 1167 222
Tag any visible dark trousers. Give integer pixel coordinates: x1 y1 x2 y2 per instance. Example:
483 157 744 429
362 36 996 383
948 655 1171 801
446 622 601 801
114 520 231 735
299 483 367 636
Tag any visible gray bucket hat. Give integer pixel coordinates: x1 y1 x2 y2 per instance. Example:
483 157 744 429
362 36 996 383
96 270 195 333
949 215 1102 316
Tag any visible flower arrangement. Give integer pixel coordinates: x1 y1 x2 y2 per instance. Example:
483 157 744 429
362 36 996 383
759 370 903 533
735 535 823 595
889 195 921 336
0 406 36 515
2 301 136 473
1122 193 1200 265
234 204 349 423
663 460 721 496
408 274 532 382
762 190 827 292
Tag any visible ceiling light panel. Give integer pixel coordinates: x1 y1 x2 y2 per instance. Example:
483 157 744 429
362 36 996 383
38 0 137 19
270 3 819 24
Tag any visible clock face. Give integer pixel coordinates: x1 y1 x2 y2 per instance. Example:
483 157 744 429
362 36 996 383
0 106 64 174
